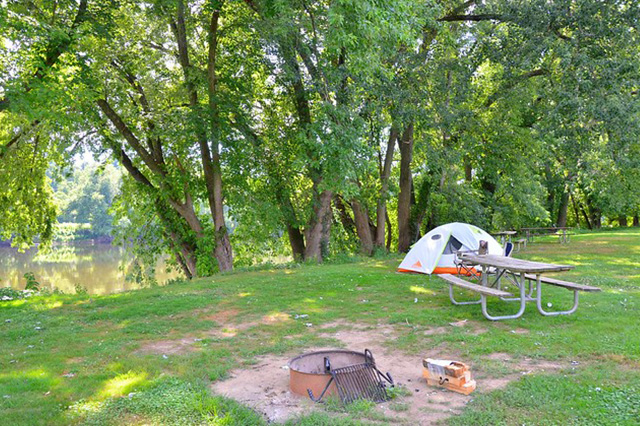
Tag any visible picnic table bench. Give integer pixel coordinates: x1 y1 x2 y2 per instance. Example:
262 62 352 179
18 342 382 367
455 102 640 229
440 253 600 320
522 274 601 293
514 238 527 251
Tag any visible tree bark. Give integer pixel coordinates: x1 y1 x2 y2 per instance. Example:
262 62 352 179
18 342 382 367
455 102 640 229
464 155 472 182
375 127 398 248
633 214 639 227
556 188 569 227
351 200 374 255
320 198 333 260
304 189 333 262
397 123 414 253
286 224 306 260
580 204 593 229
385 210 393 251
618 215 628 227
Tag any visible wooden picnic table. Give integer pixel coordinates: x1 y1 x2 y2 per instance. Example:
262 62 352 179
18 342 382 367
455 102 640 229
492 231 517 245
520 227 572 244
446 253 580 320
459 254 573 274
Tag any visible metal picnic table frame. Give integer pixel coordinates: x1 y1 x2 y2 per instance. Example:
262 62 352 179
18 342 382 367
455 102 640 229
454 253 575 321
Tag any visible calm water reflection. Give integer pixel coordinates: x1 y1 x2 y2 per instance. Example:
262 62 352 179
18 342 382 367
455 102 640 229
0 243 181 295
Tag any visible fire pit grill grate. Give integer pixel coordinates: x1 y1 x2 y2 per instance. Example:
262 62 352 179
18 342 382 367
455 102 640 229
307 349 393 404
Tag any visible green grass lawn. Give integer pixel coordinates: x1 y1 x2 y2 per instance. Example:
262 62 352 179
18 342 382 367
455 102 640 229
1 228 639 425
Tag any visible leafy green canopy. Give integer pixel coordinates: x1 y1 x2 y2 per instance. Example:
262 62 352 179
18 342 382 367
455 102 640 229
0 0 639 267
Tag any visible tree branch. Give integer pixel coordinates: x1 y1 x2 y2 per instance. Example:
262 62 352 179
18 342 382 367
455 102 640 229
96 98 165 176
0 120 40 160
110 59 165 164
438 14 503 22
104 136 155 188
484 68 549 107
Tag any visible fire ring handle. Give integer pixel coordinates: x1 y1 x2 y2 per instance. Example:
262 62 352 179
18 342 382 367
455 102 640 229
364 348 374 365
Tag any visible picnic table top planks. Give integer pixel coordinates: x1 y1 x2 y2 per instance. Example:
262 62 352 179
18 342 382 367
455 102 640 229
493 230 517 235
459 253 575 273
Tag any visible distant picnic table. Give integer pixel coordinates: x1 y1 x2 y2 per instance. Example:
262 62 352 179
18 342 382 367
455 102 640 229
492 230 517 245
520 227 572 244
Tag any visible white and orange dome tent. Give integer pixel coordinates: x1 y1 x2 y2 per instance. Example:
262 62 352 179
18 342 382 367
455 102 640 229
398 222 503 275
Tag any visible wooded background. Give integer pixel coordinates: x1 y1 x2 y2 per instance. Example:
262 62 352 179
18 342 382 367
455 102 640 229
1 0 639 277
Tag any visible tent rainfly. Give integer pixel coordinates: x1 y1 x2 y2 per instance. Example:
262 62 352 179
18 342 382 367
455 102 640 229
397 222 503 275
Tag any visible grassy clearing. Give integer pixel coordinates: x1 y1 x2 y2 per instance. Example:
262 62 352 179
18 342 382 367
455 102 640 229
1 228 639 424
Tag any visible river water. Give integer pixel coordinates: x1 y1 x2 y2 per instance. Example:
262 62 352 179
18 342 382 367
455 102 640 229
0 243 180 295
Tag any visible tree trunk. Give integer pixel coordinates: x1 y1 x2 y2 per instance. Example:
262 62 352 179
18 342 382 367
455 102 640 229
278 36 335 261
304 189 333 262
580 204 593 229
385 211 392 251
173 1 233 271
155 200 199 279
633 214 639 227
397 123 414 253
166 230 198 279
556 189 569 227
544 164 556 215
351 200 374 255
586 198 601 228
207 10 233 272
464 155 472 182
275 186 305 259
286 225 306 259
375 127 398 248
618 215 628 227
320 200 333 260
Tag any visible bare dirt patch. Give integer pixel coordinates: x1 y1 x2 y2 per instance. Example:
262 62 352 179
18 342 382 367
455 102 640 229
477 353 567 391
444 319 489 336
136 337 200 356
206 321 258 338
211 351 321 423
205 308 241 324
211 322 474 424
261 312 292 324
137 309 294 353
423 326 449 336
487 352 513 361
210 322 576 424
